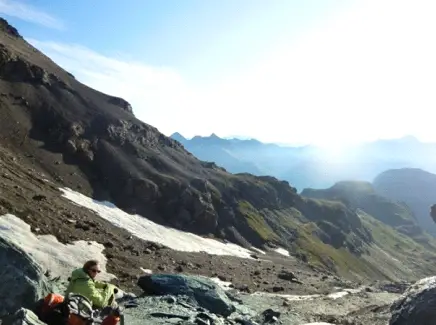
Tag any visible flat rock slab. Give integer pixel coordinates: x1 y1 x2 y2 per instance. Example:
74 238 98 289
137 274 236 317
124 295 226 325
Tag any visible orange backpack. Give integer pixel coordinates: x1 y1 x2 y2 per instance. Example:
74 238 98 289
101 314 121 325
41 293 65 318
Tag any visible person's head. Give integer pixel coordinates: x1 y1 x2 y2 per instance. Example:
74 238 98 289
83 259 101 279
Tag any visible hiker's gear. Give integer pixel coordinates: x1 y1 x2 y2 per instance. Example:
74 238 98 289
65 268 117 308
66 293 94 325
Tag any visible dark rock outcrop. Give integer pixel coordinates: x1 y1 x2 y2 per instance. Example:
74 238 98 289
377 281 410 294
108 96 134 115
0 18 21 38
390 276 436 325
0 236 51 317
137 274 235 317
430 204 436 223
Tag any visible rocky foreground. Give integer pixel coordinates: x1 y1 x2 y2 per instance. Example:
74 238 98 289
1 229 436 325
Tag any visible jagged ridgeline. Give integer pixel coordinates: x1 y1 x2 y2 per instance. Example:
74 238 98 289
1 17 436 281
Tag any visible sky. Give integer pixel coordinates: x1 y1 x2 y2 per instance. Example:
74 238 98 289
1 0 436 147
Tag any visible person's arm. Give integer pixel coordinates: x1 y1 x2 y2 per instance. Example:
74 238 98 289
94 280 107 289
81 280 112 308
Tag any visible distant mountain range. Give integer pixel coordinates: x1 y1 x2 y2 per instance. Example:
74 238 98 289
171 133 436 191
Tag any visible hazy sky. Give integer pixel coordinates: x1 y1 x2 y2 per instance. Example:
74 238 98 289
1 0 435 146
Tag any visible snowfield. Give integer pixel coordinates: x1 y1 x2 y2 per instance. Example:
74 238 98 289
60 187 262 259
0 213 115 281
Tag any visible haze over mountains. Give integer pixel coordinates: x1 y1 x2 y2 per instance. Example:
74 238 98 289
172 132 436 191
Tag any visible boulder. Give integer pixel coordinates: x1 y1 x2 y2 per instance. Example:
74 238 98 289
390 276 436 325
0 236 51 317
137 274 235 317
277 270 297 282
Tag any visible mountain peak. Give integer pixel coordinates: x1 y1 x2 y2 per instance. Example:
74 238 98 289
0 18 21 38
170 132 186 142
209 133 220 139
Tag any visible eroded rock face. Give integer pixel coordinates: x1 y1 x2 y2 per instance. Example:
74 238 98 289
108 96 134 115
0 46 68 88
0 237 51 317
0 18 21 38
390 276 436 325
137 274 236 317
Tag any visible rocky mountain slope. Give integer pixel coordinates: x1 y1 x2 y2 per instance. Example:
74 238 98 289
1 17 436 288
373 168 436 236
301 181 426 241
172 133 436 191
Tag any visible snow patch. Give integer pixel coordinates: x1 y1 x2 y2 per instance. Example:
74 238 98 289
327 288 361 299
60 188 257 259
140 268 153 274
250 247 266 255
274 247 290 256
252 287 363 301
210 277 233 291
0 214 115 281
252 292 321 301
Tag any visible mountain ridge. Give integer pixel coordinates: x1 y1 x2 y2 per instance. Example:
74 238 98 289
301 181 428 242
172 133 436 191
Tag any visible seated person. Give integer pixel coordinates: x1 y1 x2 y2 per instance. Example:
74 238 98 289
65 259 118 309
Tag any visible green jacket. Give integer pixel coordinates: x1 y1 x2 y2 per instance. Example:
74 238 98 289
65 268 115 308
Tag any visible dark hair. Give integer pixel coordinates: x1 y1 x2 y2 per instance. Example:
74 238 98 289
83 259 99 272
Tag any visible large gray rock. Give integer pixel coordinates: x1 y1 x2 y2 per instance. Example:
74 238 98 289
0 236 52 317
137 274 235 317
390 276 436 325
